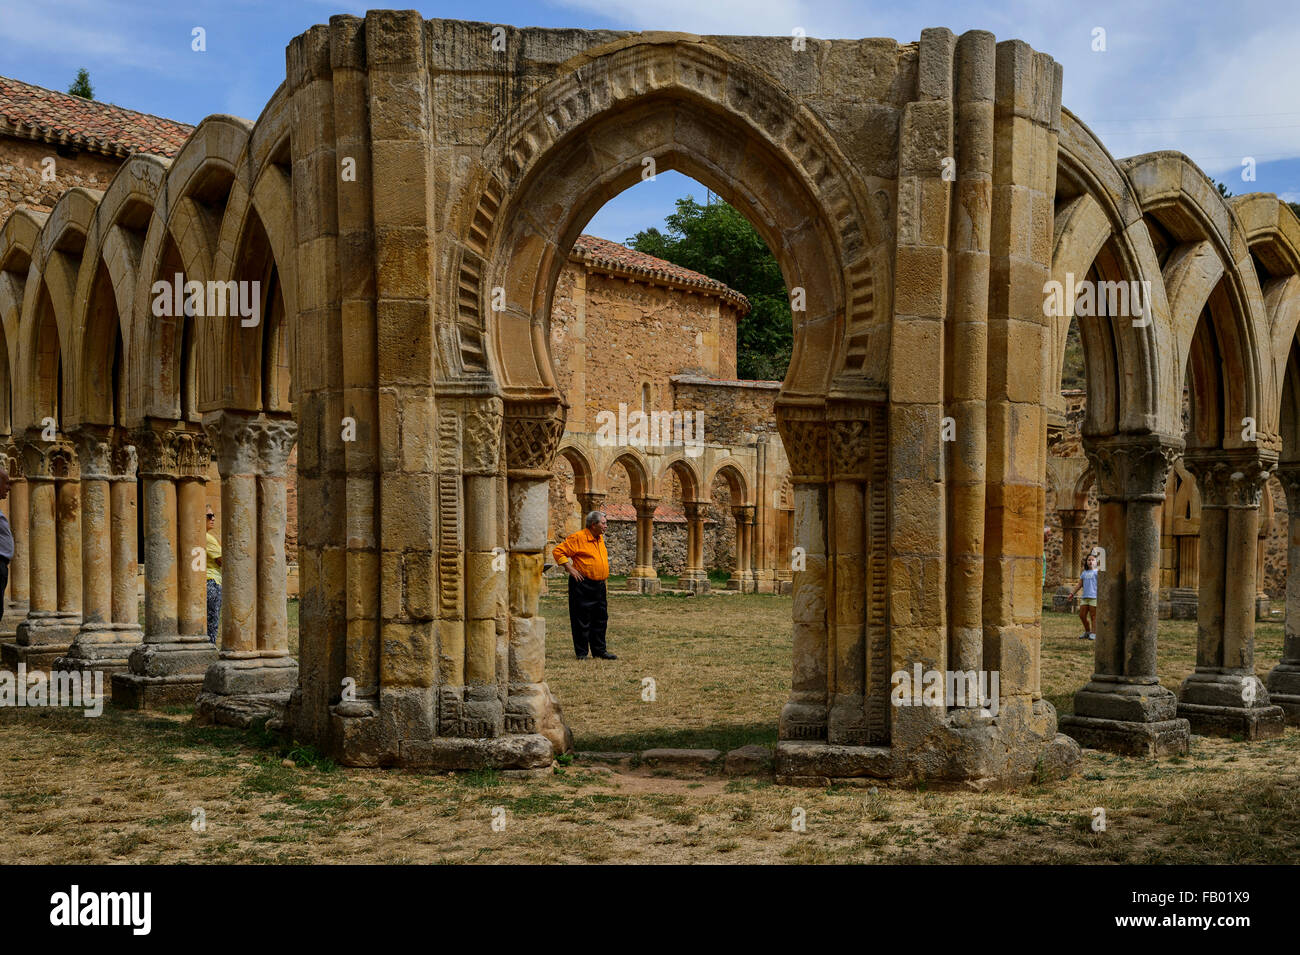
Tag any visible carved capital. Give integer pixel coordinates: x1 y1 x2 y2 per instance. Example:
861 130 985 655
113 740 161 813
776 406 828 483
504 398 565 476
828 418 869 480
683 501 708 523
732 504 757 525
1276 463 1300 512
1084 433 1182 503
1185 449 1275 510
71 425 114 480
259 418 298 478
133 424 211 480
206 412 261 478
633 497 659 521
2 442 22 480
463 397 504 476
20 430 77 481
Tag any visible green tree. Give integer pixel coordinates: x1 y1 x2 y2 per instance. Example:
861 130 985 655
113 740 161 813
68 68 94 100
1211 177 1232 199
628 197 791 379
1289 201 1300 219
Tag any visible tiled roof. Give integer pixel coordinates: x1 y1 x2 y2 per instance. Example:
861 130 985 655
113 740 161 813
0 75 194 158
571 234 750 312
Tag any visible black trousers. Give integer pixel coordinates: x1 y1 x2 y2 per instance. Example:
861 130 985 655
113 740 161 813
0 556 8 614
567 576 608 657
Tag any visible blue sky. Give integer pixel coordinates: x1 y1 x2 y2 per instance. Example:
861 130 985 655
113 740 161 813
5 0 1298 242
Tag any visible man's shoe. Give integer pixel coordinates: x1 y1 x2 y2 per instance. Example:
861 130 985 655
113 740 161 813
592 652 618 660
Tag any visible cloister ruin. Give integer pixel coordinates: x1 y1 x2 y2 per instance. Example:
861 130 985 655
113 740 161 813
1 12 1299 787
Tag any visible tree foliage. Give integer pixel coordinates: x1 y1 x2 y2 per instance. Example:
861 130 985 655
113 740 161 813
68 68 94 100
628 197 791 380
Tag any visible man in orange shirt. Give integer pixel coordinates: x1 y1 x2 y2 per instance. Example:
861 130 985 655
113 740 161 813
552 510 617 660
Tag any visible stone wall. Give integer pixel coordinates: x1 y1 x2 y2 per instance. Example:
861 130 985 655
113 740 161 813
0 136 121 220
551 256 742 433
670 376 781 445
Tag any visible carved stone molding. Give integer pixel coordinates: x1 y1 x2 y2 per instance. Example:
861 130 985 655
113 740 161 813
828 419 870 481
133 423 212 480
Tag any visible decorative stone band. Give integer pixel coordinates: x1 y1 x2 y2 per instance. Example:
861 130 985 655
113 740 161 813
1184 448 1277 510
1084 433 1183 504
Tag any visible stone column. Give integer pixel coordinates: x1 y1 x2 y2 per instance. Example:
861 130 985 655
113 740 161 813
1177 450 1285 738
1266 465 1300 723
778 411 829 742
1061 434 1191 755
1052 508 1088 612
197 413 299 727
4 437 81 670
112 425 218 708
726 505 751 591
827 417 868 742
679 500 710 593
0 445 30 636
627 496 660 593
55 427 142 677
109 442 140 631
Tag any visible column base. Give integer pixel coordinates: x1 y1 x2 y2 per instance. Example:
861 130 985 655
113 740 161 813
1165 587 1198 620
625 575 661 594
1265 663 1300 725
678 573 710 594
779 700 828 741
1 640 68 671
1070 678 1180 722
1176 702 1286 739
111 638 219 709
1051 585 1074 613
1058 714 1191 756
0 600 29 639
14 610 81 646
1177 671 1286 738
1256 594 1272 621
53 623 144 680
193 656 298 728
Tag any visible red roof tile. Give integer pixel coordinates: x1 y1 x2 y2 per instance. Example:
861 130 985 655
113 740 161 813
0 75 194 158
571 234 749 312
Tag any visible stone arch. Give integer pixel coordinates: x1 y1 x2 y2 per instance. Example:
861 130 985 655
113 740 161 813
62 157 166 429
13 188 100 433
556 440 596 498
1122 151 1269 448
705 457 752 505
200 111 295 415
128 115 252 424
607 448 651 501
1053 109 1173 438
472 38 891 418
658 452 702 503
0 209 46 432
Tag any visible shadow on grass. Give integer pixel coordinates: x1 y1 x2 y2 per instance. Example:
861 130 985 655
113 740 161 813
574 721 777 753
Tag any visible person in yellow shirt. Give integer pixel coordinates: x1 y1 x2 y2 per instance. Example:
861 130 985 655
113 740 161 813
205 509 222 645
552 510 617 660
